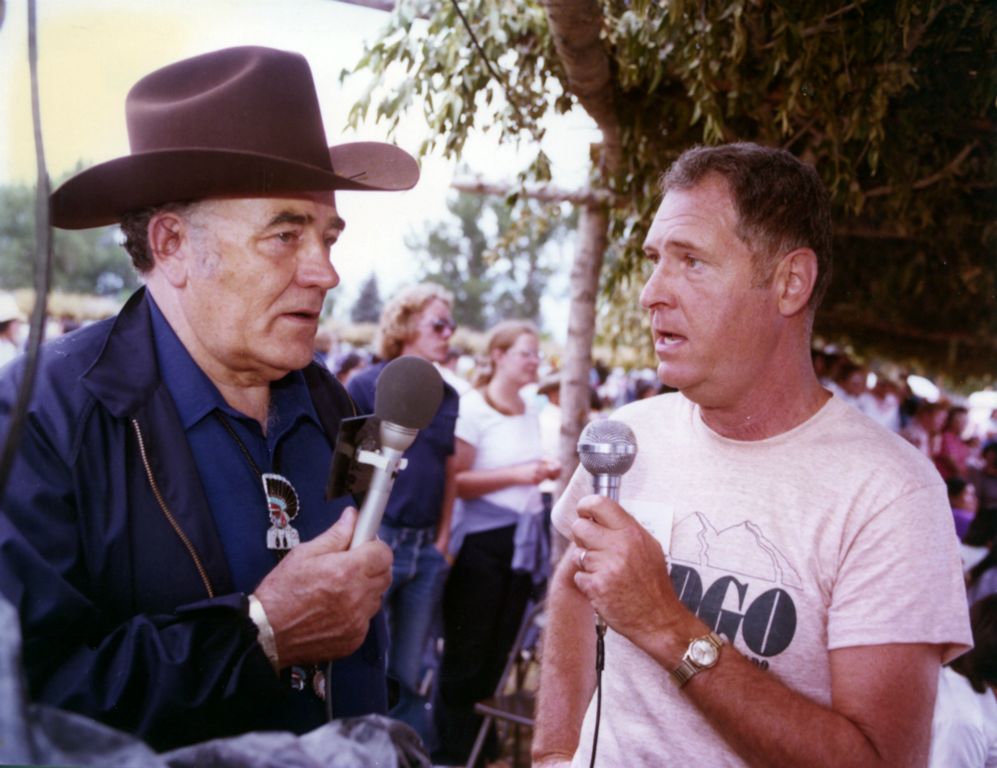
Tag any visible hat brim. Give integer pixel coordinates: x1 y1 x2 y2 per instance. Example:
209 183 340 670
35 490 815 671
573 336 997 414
50 141 419 229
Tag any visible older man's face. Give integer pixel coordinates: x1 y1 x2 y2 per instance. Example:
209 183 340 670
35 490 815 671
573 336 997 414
174 192 342 386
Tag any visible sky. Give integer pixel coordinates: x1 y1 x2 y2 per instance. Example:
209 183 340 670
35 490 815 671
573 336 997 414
0 0 602 339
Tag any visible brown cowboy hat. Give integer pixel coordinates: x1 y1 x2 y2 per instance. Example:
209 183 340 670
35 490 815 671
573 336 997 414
50 46 419 229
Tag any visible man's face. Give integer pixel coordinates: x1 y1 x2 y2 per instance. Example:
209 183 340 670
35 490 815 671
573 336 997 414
639 176 783 408
174 192 342 384
402 298 455 363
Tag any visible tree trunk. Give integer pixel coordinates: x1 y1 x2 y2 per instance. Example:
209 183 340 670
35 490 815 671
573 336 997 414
557 203 608 490
541 0 621 172
541 0 620 505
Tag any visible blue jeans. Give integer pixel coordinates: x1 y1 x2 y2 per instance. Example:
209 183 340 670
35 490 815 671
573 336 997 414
380 524 450 749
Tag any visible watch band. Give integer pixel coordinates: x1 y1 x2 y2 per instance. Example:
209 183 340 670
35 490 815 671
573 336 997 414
671 631 725 687
248 594 280 671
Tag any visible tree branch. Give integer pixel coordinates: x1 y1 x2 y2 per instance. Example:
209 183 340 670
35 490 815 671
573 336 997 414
541 0 621 173
863 142 978 198
451 176 617 206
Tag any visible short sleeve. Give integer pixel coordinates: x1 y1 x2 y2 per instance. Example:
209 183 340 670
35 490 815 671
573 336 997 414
454 391 485 448
828 483 972 662
551 463 592 539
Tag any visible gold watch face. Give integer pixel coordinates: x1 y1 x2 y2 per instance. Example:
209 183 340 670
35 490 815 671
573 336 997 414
689 637 720 667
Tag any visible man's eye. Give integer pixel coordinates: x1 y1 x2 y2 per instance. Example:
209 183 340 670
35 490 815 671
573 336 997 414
685 255 704 269
276 231 299 244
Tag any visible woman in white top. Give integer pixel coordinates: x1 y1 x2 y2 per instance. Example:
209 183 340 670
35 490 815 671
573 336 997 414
432 320 561 766
929 594 997 767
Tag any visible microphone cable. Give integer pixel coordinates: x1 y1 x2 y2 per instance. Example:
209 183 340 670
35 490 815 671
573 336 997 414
589 616 606 768
0 0 54 503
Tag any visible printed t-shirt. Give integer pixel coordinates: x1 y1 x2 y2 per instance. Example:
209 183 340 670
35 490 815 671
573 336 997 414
552 392 973 767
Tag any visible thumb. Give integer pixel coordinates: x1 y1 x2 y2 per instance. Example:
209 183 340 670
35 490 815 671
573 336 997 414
308 507 357 554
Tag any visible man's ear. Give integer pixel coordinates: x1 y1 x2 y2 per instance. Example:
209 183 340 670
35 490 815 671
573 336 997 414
775 248 818 318
148 212 189 287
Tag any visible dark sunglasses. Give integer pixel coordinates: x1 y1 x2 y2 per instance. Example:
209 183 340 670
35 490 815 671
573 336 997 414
429 318 457 335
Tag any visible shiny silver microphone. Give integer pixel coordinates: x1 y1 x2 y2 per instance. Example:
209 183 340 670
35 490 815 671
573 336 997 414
576 419 638 641
577 419 637 501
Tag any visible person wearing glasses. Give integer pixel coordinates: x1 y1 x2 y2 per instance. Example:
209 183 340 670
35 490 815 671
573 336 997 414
433 319 561 765
346 283 460 750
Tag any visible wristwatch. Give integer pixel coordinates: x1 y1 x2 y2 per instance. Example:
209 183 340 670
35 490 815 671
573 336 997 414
670 631 725 687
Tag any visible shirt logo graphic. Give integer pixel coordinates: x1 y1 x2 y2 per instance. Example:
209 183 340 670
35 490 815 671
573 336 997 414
669 511 800 659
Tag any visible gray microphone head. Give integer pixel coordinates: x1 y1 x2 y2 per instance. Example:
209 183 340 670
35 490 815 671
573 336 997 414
374 356 444 430
577 419 637 478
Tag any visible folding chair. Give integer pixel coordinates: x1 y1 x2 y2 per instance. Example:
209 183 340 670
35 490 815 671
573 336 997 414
464 599 546 768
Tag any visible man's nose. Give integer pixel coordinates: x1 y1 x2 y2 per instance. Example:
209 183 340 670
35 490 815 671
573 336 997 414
640 263 677 310
298 239 340 290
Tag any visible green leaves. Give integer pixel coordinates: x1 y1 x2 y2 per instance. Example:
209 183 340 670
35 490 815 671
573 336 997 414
346 0 996 381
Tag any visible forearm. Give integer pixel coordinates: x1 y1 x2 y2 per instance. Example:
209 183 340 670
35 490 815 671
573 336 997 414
455 465 526 499
27 594 281 749
435 457 458 551
637 619 938 767
532 557 597 765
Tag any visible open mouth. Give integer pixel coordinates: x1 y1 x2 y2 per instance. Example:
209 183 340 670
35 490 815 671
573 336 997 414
654 331 687 353
657 331 686 345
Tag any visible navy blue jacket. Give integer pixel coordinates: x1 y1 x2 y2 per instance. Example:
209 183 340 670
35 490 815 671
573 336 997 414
0 289 386 750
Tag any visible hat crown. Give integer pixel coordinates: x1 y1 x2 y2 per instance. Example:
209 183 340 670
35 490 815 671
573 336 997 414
126 46 331 171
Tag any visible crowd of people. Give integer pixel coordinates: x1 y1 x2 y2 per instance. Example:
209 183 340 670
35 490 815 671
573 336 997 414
0 45 992 768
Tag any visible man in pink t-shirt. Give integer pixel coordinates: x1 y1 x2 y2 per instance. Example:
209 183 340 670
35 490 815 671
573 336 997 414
533 143 972 767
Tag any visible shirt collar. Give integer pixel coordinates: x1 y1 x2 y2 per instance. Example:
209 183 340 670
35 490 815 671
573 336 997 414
148 294 319 434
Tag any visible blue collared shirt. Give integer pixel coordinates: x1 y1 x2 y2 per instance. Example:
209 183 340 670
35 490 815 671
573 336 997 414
148 297 350 593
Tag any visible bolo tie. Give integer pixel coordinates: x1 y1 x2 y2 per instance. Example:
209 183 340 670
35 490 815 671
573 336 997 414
213 412 327 700
214 412 300 557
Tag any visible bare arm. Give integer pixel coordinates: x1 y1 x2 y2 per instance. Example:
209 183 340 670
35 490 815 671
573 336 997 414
571 495 943 768
434 453 458 555
532 547 598 767
453 437 560 500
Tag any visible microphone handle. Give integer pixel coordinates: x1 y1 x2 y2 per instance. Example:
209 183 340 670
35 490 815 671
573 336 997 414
350 444 404 547
590 474 622 630
592 474 621 501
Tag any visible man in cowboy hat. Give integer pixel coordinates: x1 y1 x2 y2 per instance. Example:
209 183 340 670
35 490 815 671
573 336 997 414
0 46 419 751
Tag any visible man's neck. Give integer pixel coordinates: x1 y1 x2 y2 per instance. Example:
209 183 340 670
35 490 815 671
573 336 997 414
148 283 272 430
216 381 271 431
697 361 830 442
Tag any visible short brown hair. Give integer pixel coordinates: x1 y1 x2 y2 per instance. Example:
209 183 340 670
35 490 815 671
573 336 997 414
376 283 454 361
662 143 833 309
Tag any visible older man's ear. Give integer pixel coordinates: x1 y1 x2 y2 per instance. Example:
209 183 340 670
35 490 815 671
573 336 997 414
148 212 190 288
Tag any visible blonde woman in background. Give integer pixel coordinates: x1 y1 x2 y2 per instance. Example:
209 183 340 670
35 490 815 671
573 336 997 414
433 320 561 766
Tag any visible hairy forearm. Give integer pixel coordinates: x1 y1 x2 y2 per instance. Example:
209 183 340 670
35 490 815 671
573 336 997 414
639 630 937 768
532 559 598 765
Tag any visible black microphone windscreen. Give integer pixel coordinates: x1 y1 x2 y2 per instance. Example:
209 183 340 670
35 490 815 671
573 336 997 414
374 356 444 430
